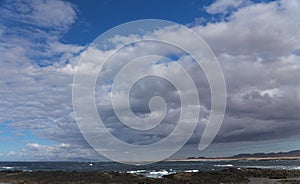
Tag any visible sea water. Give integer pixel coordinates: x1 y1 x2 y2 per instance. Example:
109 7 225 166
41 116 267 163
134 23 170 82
1 160 300 178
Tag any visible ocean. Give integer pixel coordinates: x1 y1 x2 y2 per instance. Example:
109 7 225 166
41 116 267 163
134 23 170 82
1 160 300 178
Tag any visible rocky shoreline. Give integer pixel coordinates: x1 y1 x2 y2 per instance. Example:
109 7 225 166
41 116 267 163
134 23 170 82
1 168 300 184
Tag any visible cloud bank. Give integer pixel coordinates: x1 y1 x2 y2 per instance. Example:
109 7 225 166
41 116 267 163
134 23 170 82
0 0 300 160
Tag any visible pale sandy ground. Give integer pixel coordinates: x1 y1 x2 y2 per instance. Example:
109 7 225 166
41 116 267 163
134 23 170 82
249 177 281 184
249 177 300 184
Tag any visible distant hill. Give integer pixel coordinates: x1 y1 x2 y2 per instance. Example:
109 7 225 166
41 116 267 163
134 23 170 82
186 150 300 160
232 150 300 158
186 156 206 159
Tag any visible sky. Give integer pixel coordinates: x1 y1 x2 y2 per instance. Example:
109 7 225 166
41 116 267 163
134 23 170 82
0 0 300 161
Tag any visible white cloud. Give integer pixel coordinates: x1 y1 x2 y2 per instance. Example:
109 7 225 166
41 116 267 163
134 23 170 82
0 0 88 160
196 0 300 58
2 143 101 161
0 0 77 31
205 0 250 14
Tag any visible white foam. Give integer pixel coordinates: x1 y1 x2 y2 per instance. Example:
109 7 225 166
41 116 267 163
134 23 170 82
147 170 174 178
126 170 146 174
238 165 289 170
214 164 233 167
0 167 13 170
185 169 199 173
149 170 169 175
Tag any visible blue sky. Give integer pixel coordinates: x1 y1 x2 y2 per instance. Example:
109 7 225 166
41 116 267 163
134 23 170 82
62 0 273 44
62 0 213 44
1 0 300 161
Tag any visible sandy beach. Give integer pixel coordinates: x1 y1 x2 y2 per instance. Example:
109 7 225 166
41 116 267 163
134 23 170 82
1 168 300 184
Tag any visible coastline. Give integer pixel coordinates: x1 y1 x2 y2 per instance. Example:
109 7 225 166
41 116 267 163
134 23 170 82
168 156 300 162
1 168 300 184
